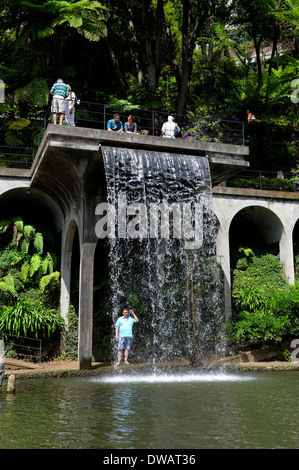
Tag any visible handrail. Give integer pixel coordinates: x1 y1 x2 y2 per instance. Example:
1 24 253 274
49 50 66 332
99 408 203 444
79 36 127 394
45 100 246 145
225 169 298 192
0 333 42 364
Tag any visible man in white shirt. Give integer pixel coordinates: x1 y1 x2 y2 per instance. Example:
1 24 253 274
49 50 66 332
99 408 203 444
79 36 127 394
161 116 180 138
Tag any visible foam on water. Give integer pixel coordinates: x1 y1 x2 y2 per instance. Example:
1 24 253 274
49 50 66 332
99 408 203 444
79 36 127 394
94 372 256 384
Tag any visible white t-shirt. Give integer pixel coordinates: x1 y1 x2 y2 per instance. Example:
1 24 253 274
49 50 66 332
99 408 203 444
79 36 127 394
162 121 179 138
65 91 76 109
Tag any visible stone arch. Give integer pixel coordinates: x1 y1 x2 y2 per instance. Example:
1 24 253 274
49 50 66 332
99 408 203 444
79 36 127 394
213 197 290 318
229 205 284 248
0 186 63 231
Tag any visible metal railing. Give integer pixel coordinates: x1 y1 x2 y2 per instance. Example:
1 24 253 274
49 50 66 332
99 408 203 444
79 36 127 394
225 169 298 192
44 101 246 145
0 145 35 169
0 333 42 364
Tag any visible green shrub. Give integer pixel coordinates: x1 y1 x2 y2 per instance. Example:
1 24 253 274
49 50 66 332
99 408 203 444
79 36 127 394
228 253 299 344
0 298 64 338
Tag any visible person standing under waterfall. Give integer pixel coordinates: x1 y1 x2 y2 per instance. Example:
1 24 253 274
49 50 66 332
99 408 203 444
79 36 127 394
115 308 139 366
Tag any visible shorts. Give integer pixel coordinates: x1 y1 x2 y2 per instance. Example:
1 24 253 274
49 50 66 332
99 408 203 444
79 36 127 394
51 96 66 114
118 337 132 350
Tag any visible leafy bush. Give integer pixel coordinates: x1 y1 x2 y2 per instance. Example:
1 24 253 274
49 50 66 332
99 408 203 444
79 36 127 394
227 311 293 344
0 298 64 339
228 252 299 344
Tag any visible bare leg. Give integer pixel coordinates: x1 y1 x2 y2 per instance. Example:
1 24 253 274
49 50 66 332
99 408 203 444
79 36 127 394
53 113 57 124
118 349 123 362
59 113 65 125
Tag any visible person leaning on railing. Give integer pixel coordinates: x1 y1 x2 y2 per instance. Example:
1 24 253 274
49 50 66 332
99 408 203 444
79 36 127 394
124 115 137 133
50 78 69 125
107 113 123 132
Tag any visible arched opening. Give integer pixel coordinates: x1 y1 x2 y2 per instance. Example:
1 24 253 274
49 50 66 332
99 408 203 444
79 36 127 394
92 238 112 362
229 205 283 271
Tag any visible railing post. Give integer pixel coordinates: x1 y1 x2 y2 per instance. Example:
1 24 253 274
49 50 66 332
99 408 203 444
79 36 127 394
103 104 106 130
152 111 155 136
198 119 201 141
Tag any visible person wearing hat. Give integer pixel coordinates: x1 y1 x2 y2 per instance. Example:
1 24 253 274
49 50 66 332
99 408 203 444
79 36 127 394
50 78 69 125
161 115 180 138
65 84 76 126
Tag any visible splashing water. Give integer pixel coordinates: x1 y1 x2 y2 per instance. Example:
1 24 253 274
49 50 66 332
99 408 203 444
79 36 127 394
99 147 225 365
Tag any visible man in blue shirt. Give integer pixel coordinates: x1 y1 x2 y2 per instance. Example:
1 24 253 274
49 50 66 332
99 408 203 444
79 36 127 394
115 308 139 365
107 113 123 132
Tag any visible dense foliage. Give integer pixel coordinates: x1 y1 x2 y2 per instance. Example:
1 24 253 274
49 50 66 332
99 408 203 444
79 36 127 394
0 217 63 357
227 249 299 345
0 0 298 170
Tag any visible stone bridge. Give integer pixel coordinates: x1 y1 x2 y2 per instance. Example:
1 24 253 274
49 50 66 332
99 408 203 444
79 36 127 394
0 125 297 368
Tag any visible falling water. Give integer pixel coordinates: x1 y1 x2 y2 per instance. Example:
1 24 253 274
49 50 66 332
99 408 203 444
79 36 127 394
99 146 225 365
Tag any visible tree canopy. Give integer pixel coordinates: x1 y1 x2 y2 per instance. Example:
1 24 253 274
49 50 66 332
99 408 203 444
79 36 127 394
0 0 298 169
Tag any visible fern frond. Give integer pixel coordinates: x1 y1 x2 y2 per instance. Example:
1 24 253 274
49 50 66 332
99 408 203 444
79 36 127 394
29 253 42 277
0 274 17 296
12 216 24 232
21 237 30 254
23 224 35 239
39 271 60 293
20 261 30 283
34 232 44 254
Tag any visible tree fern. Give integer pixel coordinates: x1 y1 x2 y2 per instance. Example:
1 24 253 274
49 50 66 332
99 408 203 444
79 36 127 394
14 78 49 107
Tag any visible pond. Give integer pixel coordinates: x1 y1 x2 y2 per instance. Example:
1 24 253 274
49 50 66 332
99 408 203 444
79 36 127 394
0 370 298 449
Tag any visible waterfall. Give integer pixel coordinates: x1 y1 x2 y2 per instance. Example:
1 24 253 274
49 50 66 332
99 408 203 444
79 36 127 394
98 146 225 364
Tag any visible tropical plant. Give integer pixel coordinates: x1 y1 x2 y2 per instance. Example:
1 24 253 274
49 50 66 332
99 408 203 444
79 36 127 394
228 251 299 344
0 216 60 297
0 298 64 338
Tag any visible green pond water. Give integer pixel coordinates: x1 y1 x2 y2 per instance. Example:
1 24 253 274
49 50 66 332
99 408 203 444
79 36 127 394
0 370 298 449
